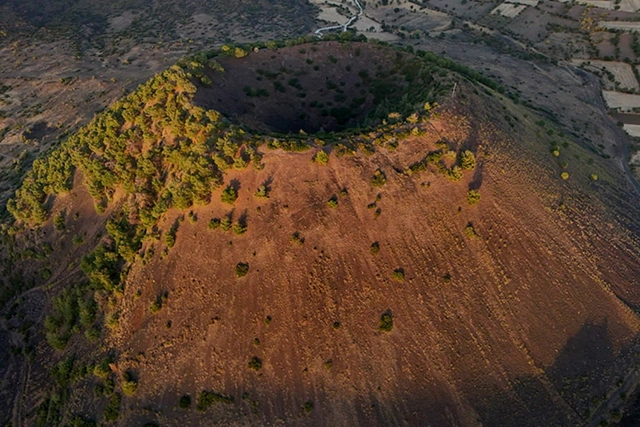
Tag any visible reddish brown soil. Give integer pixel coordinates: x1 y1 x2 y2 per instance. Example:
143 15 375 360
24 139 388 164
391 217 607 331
88 88 640 426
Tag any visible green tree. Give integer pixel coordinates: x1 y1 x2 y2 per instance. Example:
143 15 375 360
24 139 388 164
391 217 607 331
221 186 238 204
459 150 476 170
466 189 480 206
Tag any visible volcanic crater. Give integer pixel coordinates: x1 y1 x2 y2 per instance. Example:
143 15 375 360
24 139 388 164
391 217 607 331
194 41 445 134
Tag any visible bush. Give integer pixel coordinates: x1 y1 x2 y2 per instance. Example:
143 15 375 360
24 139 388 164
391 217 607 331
220 216 232 231
327 196 338 208
93 359 111 379
248 356 263 371
314 150 329 165
445 166 463 182
164 229 176 248
103 393 121 421
235 262 250 277
121 372 138 396
53 211 65 230
221 186 238 204
370 241 380 255
466 189 480 206
233 222 247 235
196 390 234 411
179 394 191 409
291 232 304 245
392 269 405 281
303 400 314 413
208 218 221 229
561 172 570 180
149 299 162 314
379 312 393 332
465 223 479 238
590 173 598 181
459 150 476 170
254 185 269 199
370 169 387 187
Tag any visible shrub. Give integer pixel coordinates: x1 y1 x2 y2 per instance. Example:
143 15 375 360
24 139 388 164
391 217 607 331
93 359 111 379
590 173 598 181
164 229 176 248
196 390 234 411
248 356 262 371
291 232 304 245
233 222 247 235
379 312 393 332
103 393 121 421
254 185 269 199
370 241 380 255
465 223 479 238
370 169 387 187
220 216 232 231
392 269 405 281
179 394 191 409
314 150 329 165
235 262 250 277
221 186 238 204
459 150 476 170
327 196 338 208
445 166 463 182
303 400 314 413
561 172 570 180
121 372 138 396
208 218 221 230
149 299 162 314
53 211 65 230
466 189 481 206
85 327 100 341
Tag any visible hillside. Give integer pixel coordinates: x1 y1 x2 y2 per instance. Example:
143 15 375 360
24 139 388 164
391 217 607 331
2 37 640 427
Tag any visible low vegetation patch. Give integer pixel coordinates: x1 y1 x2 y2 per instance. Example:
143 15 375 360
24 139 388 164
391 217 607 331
248 356 263 371
235 262 250 278
467 190 481 206
196 390 234 411
379 312 393 332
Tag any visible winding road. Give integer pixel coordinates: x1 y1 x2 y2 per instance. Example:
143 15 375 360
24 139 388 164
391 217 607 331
314 0 363 36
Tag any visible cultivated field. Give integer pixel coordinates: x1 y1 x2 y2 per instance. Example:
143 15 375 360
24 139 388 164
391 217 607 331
603 90 640 110
571 59 640 91
620 0 640 12
599 21 640 31
578 0 614 10
508 0 539 6
623 124 640 137
491 3 527 18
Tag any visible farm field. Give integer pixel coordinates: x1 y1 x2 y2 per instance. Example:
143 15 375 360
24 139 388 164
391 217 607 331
571 59 640 91
600 21 640 31
602 91 640 110
491 3 527 18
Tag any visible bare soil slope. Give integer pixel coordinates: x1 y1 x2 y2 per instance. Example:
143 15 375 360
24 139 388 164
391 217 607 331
105 95 640 425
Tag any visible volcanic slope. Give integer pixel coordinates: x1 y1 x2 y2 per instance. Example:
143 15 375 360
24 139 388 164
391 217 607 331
2 38 640 427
